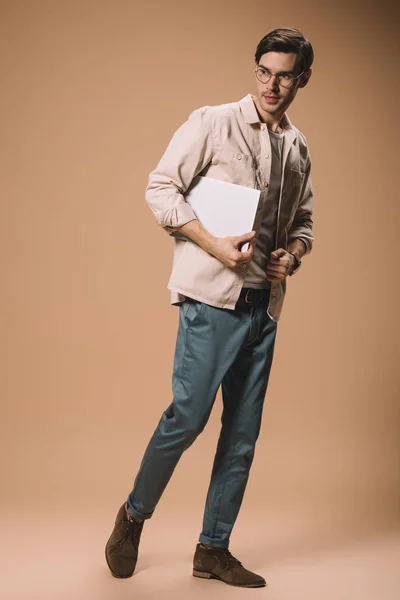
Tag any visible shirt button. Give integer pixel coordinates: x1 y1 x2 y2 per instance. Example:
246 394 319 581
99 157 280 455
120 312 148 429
236 152 242 160
265 153 269 159
261 124 265 130
265 181 269 188
242 264 247 270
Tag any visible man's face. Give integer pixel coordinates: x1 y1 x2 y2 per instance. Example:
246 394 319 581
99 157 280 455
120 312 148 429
254 51 309 118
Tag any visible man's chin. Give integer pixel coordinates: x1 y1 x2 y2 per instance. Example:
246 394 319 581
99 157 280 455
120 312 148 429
261 101 279 112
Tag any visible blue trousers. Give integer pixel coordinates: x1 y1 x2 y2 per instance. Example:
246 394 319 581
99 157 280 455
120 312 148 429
126 289 278 549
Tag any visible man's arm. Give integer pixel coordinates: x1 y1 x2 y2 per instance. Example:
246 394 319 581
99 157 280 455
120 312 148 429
145 106 215 235
266 152 314 282
145 106 257 269
173 219 217 255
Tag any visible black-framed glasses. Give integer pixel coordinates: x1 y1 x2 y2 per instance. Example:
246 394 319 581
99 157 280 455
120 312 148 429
255 66 305 89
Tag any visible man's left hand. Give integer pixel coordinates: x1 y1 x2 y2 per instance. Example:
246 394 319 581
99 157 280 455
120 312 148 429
266 248 295 282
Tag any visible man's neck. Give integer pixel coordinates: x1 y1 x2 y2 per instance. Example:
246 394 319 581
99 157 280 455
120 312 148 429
251 94 285 134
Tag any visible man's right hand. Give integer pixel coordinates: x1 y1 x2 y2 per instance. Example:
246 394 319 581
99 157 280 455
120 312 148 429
173 219 256 269
210 230 256 268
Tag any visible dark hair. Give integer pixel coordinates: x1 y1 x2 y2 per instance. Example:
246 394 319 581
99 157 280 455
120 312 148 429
255 28 314 72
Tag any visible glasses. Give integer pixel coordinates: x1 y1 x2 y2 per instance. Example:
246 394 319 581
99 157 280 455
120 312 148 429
255 66 305 89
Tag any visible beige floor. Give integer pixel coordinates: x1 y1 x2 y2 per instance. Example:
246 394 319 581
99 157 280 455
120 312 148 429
1 504 399 600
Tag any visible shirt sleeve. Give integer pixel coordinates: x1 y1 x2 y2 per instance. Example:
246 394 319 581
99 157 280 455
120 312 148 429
287 153 314 254
145 106 215 235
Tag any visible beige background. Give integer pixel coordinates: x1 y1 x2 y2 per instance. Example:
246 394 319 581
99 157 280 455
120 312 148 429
1 1 399 599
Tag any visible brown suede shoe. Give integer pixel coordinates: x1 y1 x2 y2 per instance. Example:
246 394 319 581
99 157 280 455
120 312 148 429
105 503 144 578
193 543 266 588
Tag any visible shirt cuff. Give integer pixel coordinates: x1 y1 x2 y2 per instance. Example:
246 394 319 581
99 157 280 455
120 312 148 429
157 202 198 233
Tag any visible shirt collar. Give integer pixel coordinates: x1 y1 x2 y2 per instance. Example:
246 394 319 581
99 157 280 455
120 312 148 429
238 93 295 133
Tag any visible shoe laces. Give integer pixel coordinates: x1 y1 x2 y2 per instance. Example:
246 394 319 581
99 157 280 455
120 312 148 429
222 549 243 569
118 519 143 545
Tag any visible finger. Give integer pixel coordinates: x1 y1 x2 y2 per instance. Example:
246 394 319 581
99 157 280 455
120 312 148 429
267 260 288 269
237 246 254 261
267 261 285 270
269 259 290 269
270 248 286 259
237 248 252 259
235 230 256 245
266 265 286 274
267 269 285 279
269 254 289 263
266 272 285 280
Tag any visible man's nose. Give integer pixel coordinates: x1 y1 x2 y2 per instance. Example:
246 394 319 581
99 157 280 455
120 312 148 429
266 75 279 91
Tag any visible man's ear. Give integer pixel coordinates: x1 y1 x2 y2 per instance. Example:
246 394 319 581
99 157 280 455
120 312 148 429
299 68 312 88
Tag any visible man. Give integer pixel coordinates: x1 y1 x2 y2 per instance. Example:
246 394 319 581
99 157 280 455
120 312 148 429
106 27 314 589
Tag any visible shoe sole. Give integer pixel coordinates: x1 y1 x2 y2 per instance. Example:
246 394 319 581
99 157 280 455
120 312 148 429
193 569 266 588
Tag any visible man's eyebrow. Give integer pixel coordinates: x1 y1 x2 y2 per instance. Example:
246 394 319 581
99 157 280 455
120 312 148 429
258 65 294 76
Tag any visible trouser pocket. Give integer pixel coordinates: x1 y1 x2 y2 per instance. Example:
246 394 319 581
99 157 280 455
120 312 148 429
181 298 206 328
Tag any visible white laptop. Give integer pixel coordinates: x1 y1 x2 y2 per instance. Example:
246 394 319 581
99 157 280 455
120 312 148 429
177 175 261 252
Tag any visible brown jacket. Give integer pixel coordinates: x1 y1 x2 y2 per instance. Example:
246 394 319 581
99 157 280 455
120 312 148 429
145 93 314 321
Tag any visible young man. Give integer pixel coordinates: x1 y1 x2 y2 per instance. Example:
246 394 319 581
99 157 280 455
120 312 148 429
106 28 314 588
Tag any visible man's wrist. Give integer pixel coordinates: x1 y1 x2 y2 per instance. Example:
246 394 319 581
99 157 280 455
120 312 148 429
287 239 306 275
287 252 299 274
287 239 306 259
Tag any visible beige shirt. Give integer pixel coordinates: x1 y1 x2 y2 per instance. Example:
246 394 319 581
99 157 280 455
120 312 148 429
145 93 314 322
243 128 285 289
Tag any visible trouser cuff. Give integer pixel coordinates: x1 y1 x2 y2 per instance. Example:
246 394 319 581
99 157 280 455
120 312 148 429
126 498 154 521
199 533 230 549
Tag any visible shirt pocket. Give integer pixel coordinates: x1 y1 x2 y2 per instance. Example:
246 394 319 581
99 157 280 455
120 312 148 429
210 150 256 187
281 168 305 221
